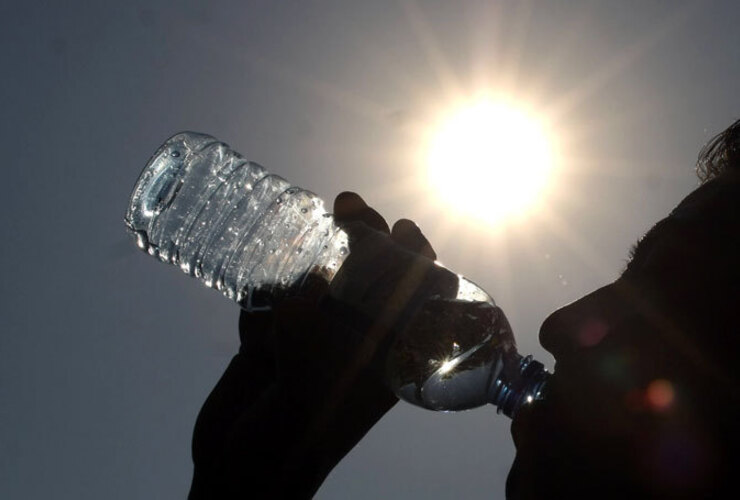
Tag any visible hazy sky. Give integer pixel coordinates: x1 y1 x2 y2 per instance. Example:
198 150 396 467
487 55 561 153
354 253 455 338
2 1 739 498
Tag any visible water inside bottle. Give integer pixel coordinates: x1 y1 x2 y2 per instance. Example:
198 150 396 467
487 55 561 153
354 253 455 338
319 227 521 412
125 132 349 310
387 297 518 411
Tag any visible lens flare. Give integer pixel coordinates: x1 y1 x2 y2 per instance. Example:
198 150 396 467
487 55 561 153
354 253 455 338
646 379 675 412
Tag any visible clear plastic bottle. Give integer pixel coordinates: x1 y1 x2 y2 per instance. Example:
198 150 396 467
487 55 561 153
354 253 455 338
125 132 549 417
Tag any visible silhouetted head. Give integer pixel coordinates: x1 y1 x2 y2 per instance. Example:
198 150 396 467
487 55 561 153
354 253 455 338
508 119 740 498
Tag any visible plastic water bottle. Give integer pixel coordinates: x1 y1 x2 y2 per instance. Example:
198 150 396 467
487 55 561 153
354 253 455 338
125 132 549 417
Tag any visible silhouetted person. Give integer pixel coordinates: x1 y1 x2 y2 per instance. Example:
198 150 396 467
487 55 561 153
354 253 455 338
190 120 740 498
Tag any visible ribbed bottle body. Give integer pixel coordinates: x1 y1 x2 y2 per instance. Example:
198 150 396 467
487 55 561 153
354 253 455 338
125 132 349 310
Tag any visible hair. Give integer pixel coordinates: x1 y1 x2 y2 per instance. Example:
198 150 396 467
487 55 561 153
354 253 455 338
696 118 740 182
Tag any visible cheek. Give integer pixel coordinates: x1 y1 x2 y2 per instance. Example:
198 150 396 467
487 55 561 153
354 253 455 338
552 344 662 434
577 318 609 347
638 423 719 493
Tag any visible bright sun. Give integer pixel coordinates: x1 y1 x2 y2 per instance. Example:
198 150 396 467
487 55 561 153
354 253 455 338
426 98 555 225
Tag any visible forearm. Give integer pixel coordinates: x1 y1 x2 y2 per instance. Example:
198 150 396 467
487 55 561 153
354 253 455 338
191 377 392 499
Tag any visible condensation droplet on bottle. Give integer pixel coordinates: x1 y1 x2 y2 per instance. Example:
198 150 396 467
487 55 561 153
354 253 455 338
170 150 180 158
275 197 282 204
339 246 348 255
300 208 308 214
135 230 148 250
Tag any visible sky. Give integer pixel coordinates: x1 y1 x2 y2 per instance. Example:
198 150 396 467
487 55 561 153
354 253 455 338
2 0 739 498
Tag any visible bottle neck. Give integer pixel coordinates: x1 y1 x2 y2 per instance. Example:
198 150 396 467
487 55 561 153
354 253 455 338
489 354 549 419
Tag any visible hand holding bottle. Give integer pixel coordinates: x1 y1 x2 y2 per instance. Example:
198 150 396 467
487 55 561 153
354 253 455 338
189 193 438 498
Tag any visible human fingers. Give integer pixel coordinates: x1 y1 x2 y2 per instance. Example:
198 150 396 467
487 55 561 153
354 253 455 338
333 191 390 235
390 219 437 260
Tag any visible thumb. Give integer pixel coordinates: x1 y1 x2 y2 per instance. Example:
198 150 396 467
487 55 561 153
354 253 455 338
333 192 390 234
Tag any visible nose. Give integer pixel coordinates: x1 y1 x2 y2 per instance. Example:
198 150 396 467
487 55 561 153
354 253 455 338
539 283 627 359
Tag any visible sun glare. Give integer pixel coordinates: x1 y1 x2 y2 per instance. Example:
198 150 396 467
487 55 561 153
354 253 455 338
426 98 556 225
